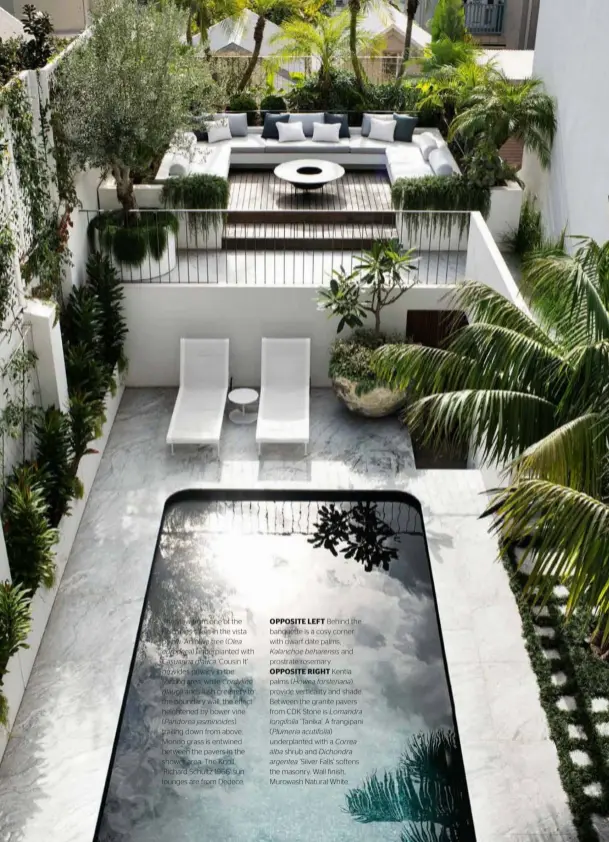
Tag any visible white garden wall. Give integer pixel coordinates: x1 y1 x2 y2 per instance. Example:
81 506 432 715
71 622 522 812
488 181 524 246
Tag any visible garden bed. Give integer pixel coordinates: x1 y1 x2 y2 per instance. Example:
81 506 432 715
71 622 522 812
507 546 609 842
0 368 125 763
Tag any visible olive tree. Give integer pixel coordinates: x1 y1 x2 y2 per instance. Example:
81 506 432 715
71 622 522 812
53 0 224 215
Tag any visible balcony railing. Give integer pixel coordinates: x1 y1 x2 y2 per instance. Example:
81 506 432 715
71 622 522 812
81 209 470 287
464 0 506 35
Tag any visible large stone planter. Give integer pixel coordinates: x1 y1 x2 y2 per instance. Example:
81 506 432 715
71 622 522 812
332 377 408 418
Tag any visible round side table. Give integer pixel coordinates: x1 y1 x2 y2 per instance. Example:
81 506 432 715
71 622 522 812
228 388 259 425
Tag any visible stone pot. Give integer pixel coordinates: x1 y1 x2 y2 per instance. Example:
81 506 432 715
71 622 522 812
332 377 408 418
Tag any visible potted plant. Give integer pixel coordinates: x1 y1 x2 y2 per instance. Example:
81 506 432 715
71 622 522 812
52 0 224 279
318 239 418 417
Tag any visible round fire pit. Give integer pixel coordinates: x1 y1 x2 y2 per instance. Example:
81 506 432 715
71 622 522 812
274 158 346 191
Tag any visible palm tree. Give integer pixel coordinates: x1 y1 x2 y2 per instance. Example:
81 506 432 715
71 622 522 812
372 237 609 647
449 74 557 168
345 729 474 840
347 0 385 92
270 12 381 109
236 0 298 92
397 0 419 78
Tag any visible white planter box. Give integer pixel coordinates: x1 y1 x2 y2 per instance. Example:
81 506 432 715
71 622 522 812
487 181 524 246
0 369 125 761
97 178 224 252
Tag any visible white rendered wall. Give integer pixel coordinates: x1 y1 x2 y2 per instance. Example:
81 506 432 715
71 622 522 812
520 0 609 244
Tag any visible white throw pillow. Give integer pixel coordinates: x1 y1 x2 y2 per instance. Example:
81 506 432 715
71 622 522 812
207 119 232 144
368 117 396 143
312 122 341 143
277 121 306 143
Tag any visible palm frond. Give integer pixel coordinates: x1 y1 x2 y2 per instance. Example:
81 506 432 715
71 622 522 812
512 413 608 496
372 344 488 397
522 243 609 347
406 389 557 465
488 480 609 640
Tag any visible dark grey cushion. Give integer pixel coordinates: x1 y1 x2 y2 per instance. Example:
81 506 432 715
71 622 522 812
361 112 392 137
324 113 350 138
393 113 418 143
262 112 290 140
214 112 248 137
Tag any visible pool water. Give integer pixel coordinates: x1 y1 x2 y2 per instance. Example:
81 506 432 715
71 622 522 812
94 490 476 842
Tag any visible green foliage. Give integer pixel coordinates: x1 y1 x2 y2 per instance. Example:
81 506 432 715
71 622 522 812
3 464 58 595
52 0 225 213
422 36 478 72
0 581 31 725
161 174 229 233
430 0 467 41
260 94 287 113
0 226 15 327
462 139 520 189
34 408 82 527
0 582 31 672
504 550 609 842
329 330 395 395
0 3 57 86
19 4 55 70
88 211 179 267
449 74 557 169
319 240 417 335
392 174 491 227
372 238 609 641
227 92 258 124
85 253 128 374
69 392 103 466
507 196 544 256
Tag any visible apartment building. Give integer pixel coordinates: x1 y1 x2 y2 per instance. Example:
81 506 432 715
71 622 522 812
416 0 540 50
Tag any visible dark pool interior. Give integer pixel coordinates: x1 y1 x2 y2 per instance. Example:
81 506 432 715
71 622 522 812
93 490 476 842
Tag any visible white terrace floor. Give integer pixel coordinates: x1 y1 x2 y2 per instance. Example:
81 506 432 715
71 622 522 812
0 389 574 842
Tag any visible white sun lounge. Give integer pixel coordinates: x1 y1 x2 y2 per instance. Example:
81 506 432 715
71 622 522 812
256 338 311 456
166 338 229 457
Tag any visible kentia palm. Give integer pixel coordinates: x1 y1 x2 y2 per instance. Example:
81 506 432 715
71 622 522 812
372 237 609 645
270 11 382 107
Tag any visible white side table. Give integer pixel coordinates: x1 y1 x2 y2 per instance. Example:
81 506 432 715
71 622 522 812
228 388 259 425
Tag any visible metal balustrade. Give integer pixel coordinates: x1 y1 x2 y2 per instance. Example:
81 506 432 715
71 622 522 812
81 209 470 287
464 0 506 35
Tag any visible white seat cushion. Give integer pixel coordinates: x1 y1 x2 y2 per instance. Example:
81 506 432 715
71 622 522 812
188 146 230 178
166 388 226 445
348 136 389 154
387 157 432 184
208 135 266 153
263 138 349 153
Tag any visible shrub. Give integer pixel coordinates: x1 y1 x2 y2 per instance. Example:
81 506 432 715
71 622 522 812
85 254 128 375
392 174 491 218
287 70 364 113
0 581 31 725
88 211 179 267
329 330 396 395
34 408 82 527
3 465 59 595
260 94 287 114
430 0 468 41
227 91 258 124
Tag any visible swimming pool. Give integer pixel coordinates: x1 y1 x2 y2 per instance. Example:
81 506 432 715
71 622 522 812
94 490 476 842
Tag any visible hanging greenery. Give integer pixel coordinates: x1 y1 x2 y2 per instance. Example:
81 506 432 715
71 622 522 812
0 227 15 328
161 174 229 233
391 174 490 240
87 211 179 267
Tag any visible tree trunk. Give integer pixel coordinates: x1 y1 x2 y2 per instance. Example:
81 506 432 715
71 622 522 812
349 0 365 93
237 17 265 93
398 1 418 78
374 308 381 335
186 4 194 46
112 165 136 219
